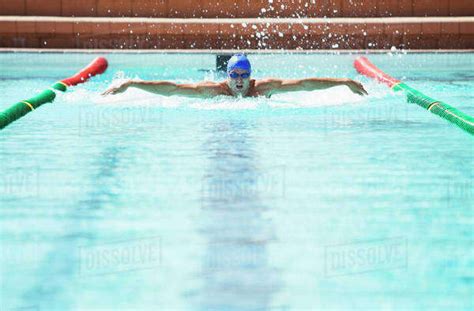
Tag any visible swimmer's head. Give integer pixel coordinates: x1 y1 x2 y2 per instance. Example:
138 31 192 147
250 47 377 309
226 54 252 97
227 54 252 74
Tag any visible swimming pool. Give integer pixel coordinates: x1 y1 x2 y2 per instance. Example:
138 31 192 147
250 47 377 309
0 52 472 310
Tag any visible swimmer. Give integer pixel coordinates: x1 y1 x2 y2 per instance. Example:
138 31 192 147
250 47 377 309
102 54 368 98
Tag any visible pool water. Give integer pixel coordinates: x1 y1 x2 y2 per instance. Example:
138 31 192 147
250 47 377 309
0 52 473 310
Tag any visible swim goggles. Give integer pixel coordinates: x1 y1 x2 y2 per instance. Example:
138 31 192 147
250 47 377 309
228 71 251 79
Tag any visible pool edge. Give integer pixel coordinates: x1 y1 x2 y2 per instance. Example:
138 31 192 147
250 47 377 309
1 48 473 54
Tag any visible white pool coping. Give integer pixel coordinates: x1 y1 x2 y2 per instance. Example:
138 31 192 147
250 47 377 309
0 48 473 54
1 16 474 23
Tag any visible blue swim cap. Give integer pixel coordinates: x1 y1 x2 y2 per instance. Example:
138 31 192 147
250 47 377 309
227 54 252 74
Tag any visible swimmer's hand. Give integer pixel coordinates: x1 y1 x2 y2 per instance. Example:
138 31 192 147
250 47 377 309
102 81 131 96
345 80 368 96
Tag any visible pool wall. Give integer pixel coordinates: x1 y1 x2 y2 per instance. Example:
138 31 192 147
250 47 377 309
1 0 473 17
0 0 473 49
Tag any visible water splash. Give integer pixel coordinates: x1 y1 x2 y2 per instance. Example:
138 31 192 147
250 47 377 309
60 75 398 111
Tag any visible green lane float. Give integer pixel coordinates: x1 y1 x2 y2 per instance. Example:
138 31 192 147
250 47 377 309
354 56 474 136
0 57 108 130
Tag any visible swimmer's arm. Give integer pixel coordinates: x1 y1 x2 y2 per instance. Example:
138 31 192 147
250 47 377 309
102 80 223 98
256 78 368 96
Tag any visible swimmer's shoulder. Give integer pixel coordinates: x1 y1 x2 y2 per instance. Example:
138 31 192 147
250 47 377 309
194 81 231 96
254 78 282 88
252 78 279 97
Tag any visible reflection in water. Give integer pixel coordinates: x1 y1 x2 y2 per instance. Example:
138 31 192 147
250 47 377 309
78 147 124 210
21 145 125 309
198 120 281 310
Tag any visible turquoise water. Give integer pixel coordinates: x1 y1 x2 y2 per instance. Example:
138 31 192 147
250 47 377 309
0 52 472 310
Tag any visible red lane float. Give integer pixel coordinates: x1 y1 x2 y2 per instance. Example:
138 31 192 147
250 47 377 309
354 56 474 136
60 57 109 87
354 56 400 88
